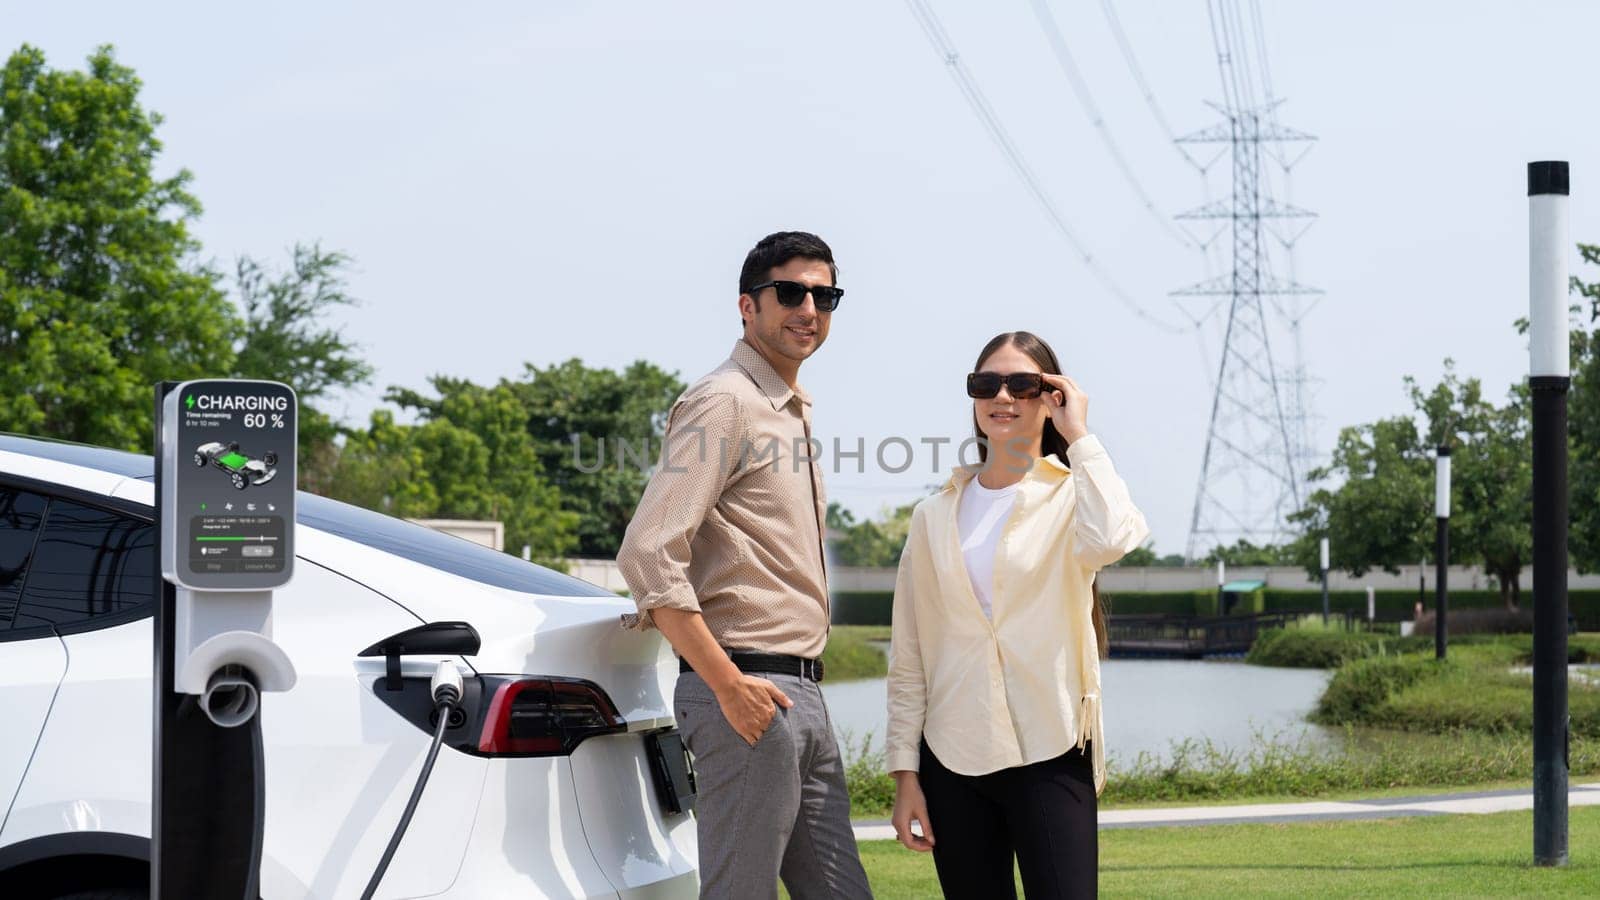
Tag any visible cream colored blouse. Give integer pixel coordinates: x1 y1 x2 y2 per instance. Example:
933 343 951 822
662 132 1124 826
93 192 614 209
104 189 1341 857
885 434 1149 795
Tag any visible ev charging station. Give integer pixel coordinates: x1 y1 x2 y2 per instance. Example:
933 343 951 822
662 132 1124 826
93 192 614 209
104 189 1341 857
153 379 298 899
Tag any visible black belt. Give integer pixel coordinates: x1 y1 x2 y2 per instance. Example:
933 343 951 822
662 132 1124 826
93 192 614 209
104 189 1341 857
680 652 825 683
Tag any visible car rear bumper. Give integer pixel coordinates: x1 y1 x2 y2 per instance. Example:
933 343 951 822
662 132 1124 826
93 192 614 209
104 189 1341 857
430 748 697 900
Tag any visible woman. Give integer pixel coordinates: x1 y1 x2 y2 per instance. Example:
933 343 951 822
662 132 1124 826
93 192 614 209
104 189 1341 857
885 331 1148 899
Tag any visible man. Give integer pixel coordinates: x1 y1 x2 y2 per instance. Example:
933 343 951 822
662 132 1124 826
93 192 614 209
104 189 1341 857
618 231 873 899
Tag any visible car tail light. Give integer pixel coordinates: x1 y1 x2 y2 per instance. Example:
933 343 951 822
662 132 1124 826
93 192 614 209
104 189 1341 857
476 677 627 756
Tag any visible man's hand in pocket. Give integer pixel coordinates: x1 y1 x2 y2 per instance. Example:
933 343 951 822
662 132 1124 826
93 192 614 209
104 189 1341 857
714 674 794 744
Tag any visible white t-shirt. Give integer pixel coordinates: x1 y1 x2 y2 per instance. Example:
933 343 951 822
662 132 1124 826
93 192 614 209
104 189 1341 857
957 476 1018 621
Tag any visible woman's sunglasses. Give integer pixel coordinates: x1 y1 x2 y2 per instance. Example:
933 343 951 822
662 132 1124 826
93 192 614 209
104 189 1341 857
966 371 1050 400
747 280 845 313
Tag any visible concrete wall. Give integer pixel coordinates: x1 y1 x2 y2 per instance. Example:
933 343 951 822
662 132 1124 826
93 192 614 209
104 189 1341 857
566 557 631 593
411 518 504 552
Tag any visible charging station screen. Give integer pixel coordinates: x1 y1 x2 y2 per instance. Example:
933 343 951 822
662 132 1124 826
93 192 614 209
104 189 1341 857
162 379 296 590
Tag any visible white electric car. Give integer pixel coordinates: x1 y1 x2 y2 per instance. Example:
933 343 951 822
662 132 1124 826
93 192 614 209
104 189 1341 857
0 434 698 898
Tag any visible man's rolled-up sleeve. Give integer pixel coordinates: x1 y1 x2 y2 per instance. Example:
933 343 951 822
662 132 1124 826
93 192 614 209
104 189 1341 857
617 391 744 630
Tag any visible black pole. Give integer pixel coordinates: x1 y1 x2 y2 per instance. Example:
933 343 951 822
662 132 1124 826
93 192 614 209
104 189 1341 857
153 381 177 897
153 383 264 899
1529 159 1570 867
1532 376 1570 865
1435 518 1448 660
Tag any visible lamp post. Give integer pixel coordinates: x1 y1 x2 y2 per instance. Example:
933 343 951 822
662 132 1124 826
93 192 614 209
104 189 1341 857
1319 538 1330 625
1529 159 1570 866
1435 446 1450 660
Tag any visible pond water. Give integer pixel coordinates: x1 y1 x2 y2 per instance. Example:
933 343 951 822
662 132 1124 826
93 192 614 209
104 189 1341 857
820 659 1337 768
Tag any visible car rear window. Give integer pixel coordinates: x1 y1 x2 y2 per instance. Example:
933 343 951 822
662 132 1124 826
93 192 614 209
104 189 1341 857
0 489 49 628
15 498 155 629
296 493 615 597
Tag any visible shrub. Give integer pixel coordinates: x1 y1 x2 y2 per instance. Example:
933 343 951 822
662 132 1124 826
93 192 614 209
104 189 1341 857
820 627 888 681
1101 590 1206 616
1311 640 1600 735
1313 654 1434 725
839 731 896 818
1246 627 1386 668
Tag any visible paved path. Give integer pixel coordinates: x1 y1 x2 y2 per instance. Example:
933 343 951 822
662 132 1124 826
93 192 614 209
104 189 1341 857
852 782 1600 839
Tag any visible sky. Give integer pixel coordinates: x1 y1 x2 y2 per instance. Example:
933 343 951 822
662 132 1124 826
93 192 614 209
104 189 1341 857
11 1 1600 557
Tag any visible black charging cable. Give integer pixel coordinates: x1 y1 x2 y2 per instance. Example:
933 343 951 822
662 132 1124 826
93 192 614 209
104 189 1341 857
360 662 463 900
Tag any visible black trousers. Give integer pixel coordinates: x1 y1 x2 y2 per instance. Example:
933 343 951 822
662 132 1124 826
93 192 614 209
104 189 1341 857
918 739 1097 900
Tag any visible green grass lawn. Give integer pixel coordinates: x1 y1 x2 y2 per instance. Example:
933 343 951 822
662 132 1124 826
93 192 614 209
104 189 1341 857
821 807 1600 898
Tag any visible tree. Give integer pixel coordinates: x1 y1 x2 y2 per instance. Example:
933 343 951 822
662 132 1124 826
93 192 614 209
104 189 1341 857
1289 414 1434 582
1402 365 1532 609
370 379 579 563
1113 541 1186 567
385 360 684 560
1290 362 1532 609
327 409 438 517
1116 544 1160 567
826 501 917 567
1567 244 1600 573
0 45 237 449
0 46 375 461
1200 538 1297 567
230 244 373 493
508 359 682 558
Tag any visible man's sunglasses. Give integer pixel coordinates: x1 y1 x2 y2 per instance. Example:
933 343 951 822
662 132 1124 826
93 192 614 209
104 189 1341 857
747 280 845 312
966 372 1051 400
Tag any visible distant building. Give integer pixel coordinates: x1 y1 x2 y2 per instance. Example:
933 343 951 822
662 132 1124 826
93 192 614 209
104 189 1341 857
410 518 504 552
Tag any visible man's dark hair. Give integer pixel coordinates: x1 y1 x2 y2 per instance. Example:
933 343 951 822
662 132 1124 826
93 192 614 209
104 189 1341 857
738 231 839 298
737 231 838 329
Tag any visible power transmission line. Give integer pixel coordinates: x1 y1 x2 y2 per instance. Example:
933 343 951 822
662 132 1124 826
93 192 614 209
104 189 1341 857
901 0 1194 335
1098 0 1215 173
1026 0 1197 250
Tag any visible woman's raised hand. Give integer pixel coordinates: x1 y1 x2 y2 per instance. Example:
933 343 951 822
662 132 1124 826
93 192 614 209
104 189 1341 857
1042 373 1089 444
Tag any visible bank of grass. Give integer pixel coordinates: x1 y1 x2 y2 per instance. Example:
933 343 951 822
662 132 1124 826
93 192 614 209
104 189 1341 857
1313 640 1600 735
825 807 1600 899
1248 623 1600 670
839 632 1600 815
838 726 1600 817
820 625 889 681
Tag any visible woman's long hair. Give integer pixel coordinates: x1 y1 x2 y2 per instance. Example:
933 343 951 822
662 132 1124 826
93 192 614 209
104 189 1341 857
971 331 1109 658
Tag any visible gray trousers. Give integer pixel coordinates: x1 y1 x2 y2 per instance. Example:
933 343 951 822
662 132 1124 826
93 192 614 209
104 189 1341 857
675 671 873 900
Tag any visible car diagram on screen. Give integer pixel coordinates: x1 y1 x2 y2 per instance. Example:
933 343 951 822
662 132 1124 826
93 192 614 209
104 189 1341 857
193 441 279 490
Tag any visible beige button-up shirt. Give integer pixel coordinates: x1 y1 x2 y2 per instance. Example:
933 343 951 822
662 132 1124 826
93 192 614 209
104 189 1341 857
886 434 1149 794
618 339 830 659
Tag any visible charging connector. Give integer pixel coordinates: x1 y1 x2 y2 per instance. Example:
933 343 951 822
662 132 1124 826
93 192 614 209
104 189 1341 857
360 660 464 900
430 659 463 707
